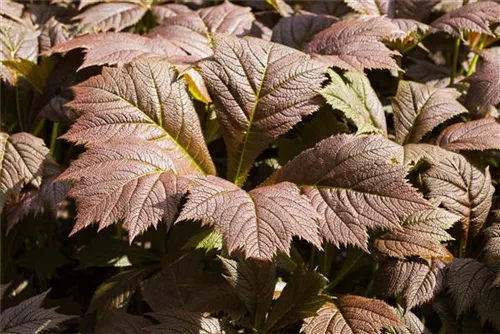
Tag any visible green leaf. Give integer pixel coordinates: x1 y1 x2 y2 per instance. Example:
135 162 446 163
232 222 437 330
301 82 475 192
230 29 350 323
183 229 223 253
1 57 56 93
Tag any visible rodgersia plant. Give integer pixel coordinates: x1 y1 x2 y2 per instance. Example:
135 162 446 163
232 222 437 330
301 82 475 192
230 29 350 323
1 0 500 333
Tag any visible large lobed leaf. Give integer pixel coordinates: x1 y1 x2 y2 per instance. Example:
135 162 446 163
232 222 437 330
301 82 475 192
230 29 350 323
266 134 430 252
436 117 500 151
74 2 148 33
199 34 326 185
177 175 322 261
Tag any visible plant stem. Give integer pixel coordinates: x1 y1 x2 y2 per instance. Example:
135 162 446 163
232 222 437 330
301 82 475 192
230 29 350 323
364 262 379 296
459 227 468 258
14 73 23 131
466 38 486 77
450 37 461 85
396 56 403 82
50 122 59 156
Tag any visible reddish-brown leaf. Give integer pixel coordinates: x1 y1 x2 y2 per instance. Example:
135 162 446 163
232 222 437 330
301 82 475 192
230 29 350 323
436 117 500 151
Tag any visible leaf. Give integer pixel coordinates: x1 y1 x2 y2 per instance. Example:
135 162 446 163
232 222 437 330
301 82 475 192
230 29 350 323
64 58 214 175
183 229 223 253
45 32 186 70
302 295 402 334
405 144 494 236
39 17 70 53
59 139 190 240
271 12 338 50
150 3 191 24
446 258 500 330
177 175 322 261
220 257 276 328
320 69 387 134
148 2 255 58
465 48 500 116
484 224 500 260
436 117 500 151
0 132 50 212
430 1 500 37
345 0 391 16
2 57 56 93
305 16 402 72
75 2 148 33
385 305 432 334
266 134 429 252
147 307 223 334
264 268 327 332
95 311 151 334
16 247 69 278
0 290 74 334
392 81 467 145
379 259 445 311
199 34 326 185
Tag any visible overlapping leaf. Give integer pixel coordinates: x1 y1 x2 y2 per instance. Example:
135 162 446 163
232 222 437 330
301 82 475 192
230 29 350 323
177 175 322 261
320 69 387 134
148 2 254 58
75 2 148 33
392 81 467 145
436 117 500 151
431 1 500 37
0 132 50 212
94 311 151 334
150 3 190 24
305 16 402 71
147 307 223 334
385 305 432 334
379 259 445 310
199 34 326 185
266 134 430 252
484 224 500 260
302 295 401 334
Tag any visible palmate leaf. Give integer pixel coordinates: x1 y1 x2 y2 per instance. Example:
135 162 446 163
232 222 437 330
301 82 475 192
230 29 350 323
0 132 50 212
265 134 430 252
431 1 500 37
305 16 402 72
302 295 402 334
446 258 500 331
392 81 467 145
0 290 74 333
148 2 255 58
177 176 322 261
436 117 500 151
199 34 326 185
147 306 223 334
379 259 445 311
320 69 387 134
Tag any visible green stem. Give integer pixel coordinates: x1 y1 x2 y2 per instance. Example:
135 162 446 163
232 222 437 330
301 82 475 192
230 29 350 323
466 38 486 77
364 262 379 296
325 251 363 290
14 73 23 131
450 37 461 86
31 118 45 137
50 122 59 155
396 56 403 82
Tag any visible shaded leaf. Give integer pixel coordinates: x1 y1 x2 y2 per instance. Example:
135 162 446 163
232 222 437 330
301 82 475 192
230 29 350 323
484 224 500 260
39 17 70 53
305 16 402 72
199 34 326 185
431 1 500 37
95 310 151 334
436 117 500 151
385 305 432 334
178 175 322 261
0 290 74 333
147 307 223 334
302 295 401 334
2 57 56 93
266 134 429 252
75 2 148 33
320 69 387 134
392 80 467 145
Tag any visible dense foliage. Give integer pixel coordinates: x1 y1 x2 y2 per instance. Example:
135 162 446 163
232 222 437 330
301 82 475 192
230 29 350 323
1 0 500 333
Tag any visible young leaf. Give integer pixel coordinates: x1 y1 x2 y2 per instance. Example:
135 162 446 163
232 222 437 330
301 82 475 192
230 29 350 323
305 16 402 72
148 2 254 58
436 117 500 151
379 259 445 311
266 134 429 252
75 2 148 33
177 175 322 261
430 1 500 37
94 310 151 334
320 69 387 134
0 132 50 212
264 268 327 332
302 295 402 334
64 58 215 175
271 12 338 50
199 34 326 185
465 48 500 116
147 307 223 334
0 290 74 333
392 81 467 145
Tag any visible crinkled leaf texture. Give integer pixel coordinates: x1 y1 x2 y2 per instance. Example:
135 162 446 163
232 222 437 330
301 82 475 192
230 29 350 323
199 34 326 185
404 144 494 237
305 16 402 72
0 290 74 334
436 117 500 151
177 175 322 261
465 48 500 116
446 258 500 331
392 81 467 145
148 2 255 58
75 2 148 33
431 1 500 37
147 306 223 334
484 224 500 260
302 295 402 334
320 69 387 134
265 134 430 252
379 259 445 311
0 132 50 212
